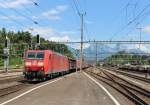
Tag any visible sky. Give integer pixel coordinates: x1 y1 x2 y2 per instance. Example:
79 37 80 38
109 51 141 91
0 0 150 44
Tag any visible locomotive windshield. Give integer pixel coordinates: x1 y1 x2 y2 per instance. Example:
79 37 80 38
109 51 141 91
27 52 44 59
37 52 44 59
27 52 36 59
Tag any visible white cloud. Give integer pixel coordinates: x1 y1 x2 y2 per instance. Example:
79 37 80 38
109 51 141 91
27 27 54 37
42 5 68 20
42 9 59 16
56 5 68 12
48 35 90 49
122 44 150 53
32 16 38 19
85 20 93 24
83 43 90 49
26 26 74 41
0 0 32 8
26 26 89 50
135 44 150 53
142 25 150 34
42 13 61 20
49 36 70 42
48 35 90 50
60 31 76 34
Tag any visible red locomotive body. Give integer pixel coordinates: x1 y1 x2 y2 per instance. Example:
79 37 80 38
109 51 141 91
23 50 70 80
76 59 81 69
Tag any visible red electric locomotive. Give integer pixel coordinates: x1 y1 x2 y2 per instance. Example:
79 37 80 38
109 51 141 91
23 50 75 81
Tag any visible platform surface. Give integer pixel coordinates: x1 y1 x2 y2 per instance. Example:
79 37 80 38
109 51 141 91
0 72 117 105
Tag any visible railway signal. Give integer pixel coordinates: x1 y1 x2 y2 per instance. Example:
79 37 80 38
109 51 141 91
3 36 10 73
35 34 40 49
37 34 40 44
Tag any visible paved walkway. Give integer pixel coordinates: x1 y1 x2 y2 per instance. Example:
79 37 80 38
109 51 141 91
0 72 116 105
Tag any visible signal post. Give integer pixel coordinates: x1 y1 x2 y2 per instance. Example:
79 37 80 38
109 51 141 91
3 36 10 73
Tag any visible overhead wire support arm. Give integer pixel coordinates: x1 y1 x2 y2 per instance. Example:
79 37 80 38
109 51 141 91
2 40 150 45
72 0 81 15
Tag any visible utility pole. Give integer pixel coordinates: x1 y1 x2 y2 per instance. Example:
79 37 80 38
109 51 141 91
76 49 79 72
95 42 98 67
136 27 143 65
79 12 86 71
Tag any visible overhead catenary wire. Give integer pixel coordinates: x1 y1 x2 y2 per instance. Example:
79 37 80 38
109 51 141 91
104 1 131 40
69 0 79 22
30 0 40 7
68 0 87 70
84 20 92 41
29 0 58 27
119 3 150 40
0 3 42 35
71 0 89 41
21 4 33 15
110 3 150 40
5 0 34 16
0 10 27 29
1 0 53 35
31 0 44 12
127 4 150 26
125 2 138 24
0 10 39 34
1 0 39 25
121 8 150 41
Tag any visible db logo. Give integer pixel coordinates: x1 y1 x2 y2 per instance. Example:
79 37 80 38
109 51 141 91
32 60 37 65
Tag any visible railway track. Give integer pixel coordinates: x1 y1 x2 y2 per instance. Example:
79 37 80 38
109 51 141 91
0 71 73 98
0 82 31 97
0 73 30 97
0 75 23 84
103 67 150 83
85 68 150 105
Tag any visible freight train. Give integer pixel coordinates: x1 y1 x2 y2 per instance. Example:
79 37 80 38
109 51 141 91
118 64 150 73
23 50 86 81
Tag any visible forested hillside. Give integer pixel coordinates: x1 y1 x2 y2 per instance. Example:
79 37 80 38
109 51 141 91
103 51 150 65
0 28 74 69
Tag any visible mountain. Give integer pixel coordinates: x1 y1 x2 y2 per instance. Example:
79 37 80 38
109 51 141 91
69 44 150 63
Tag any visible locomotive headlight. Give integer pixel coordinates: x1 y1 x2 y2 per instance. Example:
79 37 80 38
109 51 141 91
25 62 31 66
38 62 44 66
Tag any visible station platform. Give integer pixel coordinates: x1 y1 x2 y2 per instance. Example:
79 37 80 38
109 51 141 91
0 72 121 105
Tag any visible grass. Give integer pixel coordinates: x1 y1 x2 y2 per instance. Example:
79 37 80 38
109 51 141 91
0 56 24 70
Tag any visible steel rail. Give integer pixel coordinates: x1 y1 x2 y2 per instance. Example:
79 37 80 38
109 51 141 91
103 67 150 83
85 70 149 105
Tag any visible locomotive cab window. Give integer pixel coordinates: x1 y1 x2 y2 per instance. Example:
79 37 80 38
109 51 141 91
37 52 44 59
27 52 36 59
